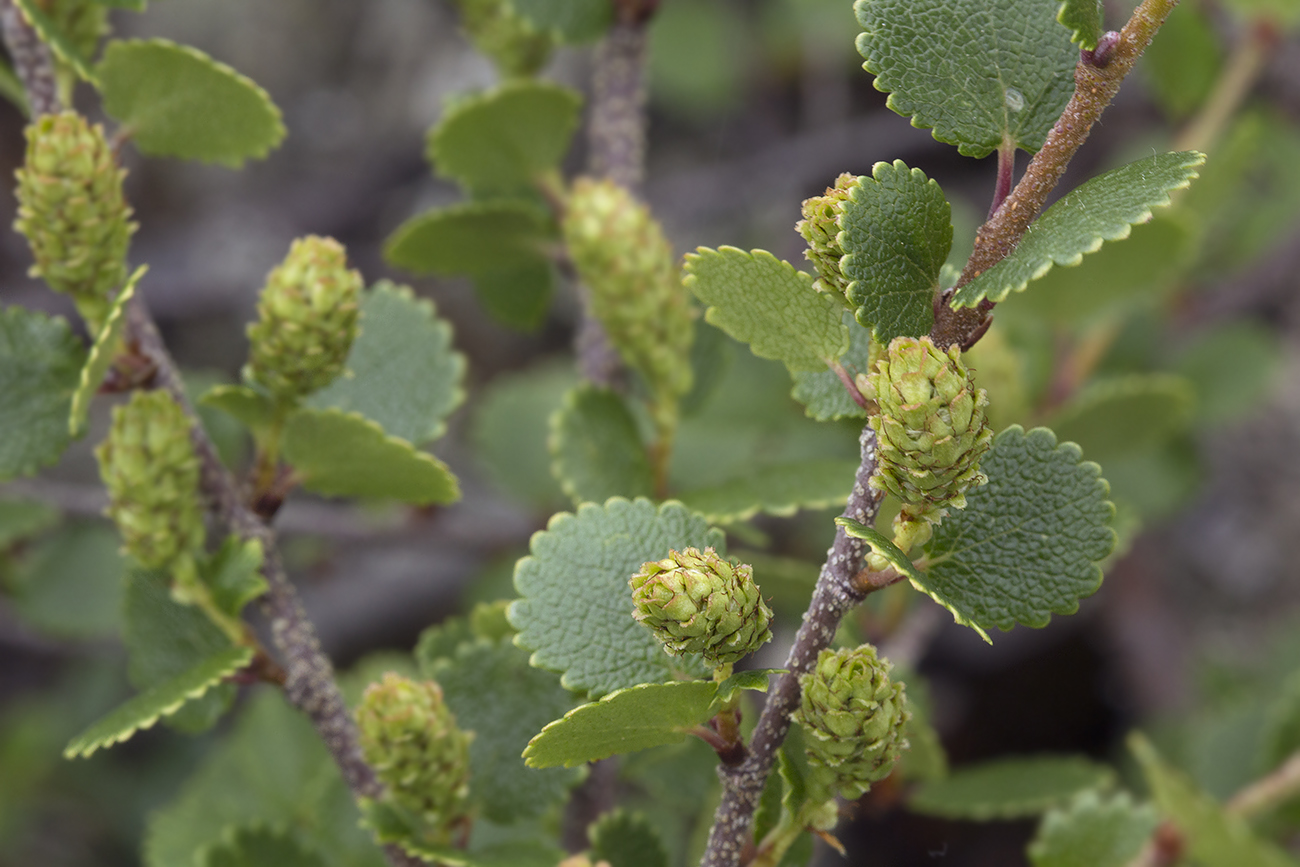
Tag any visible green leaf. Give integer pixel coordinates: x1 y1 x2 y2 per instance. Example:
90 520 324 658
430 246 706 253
0 307 86 481
909 755 1115 819
1174 320 1282 426
98 39 285 167
472 361 575 512
64 646 253 759
1057 0 1103 50
282 408 460 505
677 458 860 524
144 691 386 867
1221 0 1300 27
472 261 555 331
855 0 1077 156
202 537 267 619
919 426 1116 642
1260 670 1300 772
836 518 926 583
14 0 98 84
713 668 779 708
841 160 952 341
1130 733 1298 867
549 385 654 505
683 247 848 373
384 201 554 277
523 681 718 768
200 826 327 867
1028 790 1161 867
428 80 582 195
952 152 1206 308
511 0 612 42
70 265 147 436
429 638 581 823
306 282 465 446
9 523 123 638
0 55 29 115
790 314 871 421
0 498 58 548
1047 375 1195 464
124 568 237 733
589 809 670 867
199 384 275 437
510 498 721 697
1141 2 1222 119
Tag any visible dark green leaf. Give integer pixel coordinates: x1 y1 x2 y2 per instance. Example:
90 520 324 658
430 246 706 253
856 0 1077 156
1173 321 1282 425
1028 790 1161 867
589 809 670 867
1260 670 1300 775
841 160 951 341
510 498 720 697
1047 374 1195 464
677 459 860 524
1141 4 1222 119
549 385 654 505
283 408 460 505
909 755 1115 819
307 282 465 446
98 39 286 166
9 523 123 638
0 498 58 548
384 201 554 277
920 426 1116 642
0 307 86 480
428 80 582 195
472 262 555 331
523 681 717 768
200 826 327 867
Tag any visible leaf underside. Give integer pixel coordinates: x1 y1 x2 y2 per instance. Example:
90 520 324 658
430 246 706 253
791 313 872 421
70 266 147 436
384 201 553 277
677 458 860 524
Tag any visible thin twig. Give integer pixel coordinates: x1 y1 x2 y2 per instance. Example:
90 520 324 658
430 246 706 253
1173 19 1279 154
0 0 58 117
932 0 1184 351
699 426 884 867
1226 748 1300 818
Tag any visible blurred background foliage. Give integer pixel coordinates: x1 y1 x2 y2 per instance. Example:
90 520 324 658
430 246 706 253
3 0 1300 864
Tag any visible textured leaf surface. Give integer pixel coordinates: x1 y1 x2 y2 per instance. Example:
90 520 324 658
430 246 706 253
200 826 326 867
98 39 285 166
512 0 612 42
855 0 1077 156
307 282 464 445
910 756 1115 819
549 385 653 505
683 247 848 372
144 692 386 867
384 201 553 277
523 681 717 768
1058 0 1103 49
65 646 253 758
841 161 951 341
15 0 97 83
1130 734 1297 867
1047 375 1194 464
472 362 574 512
920 426 1115 642
0 307 85 480
1028 790 1160 867
9 523 123 638
70 267 146 436
429 638 581 823
589 809 670 867
677 458 859 523
953 152 1205 307
791 314 872 421
428 80 582 195
510 498 720 697
283 408 460 505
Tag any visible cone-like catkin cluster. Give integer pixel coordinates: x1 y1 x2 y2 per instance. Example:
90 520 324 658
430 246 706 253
867 336 992 551
796 173 859 299
356 673 472 842
452 0 554 77
563 178 694 421
245 236 362 401
14 110 135 331
96 391 205 587
794 645 910 800
630 547 772 668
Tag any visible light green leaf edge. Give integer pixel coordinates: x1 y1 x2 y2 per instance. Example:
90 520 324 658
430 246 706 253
1058 0 1104 50
952 152 1206 308
908 755 1116 820
682 246 848 373
282 408 461 505
199 384 274 437
548 383 654 506
64 645 253 759
713 668 781 709
523 681 718 768
70 265 148 436
15 0 98 84
677 458 862 524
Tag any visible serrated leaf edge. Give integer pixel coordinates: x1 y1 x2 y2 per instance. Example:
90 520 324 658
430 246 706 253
383 200 553 277
1057 0 1103 50
546 384 650 507
64 645 252 759
70 266 147 436
16 0 99 84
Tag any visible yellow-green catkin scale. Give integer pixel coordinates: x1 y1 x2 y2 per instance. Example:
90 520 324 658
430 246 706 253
357 673 473 843
13 110 135 332
796 172 858 301
451 0 554 78
96 390 205 592
245 236 362 402
563 178 694 430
